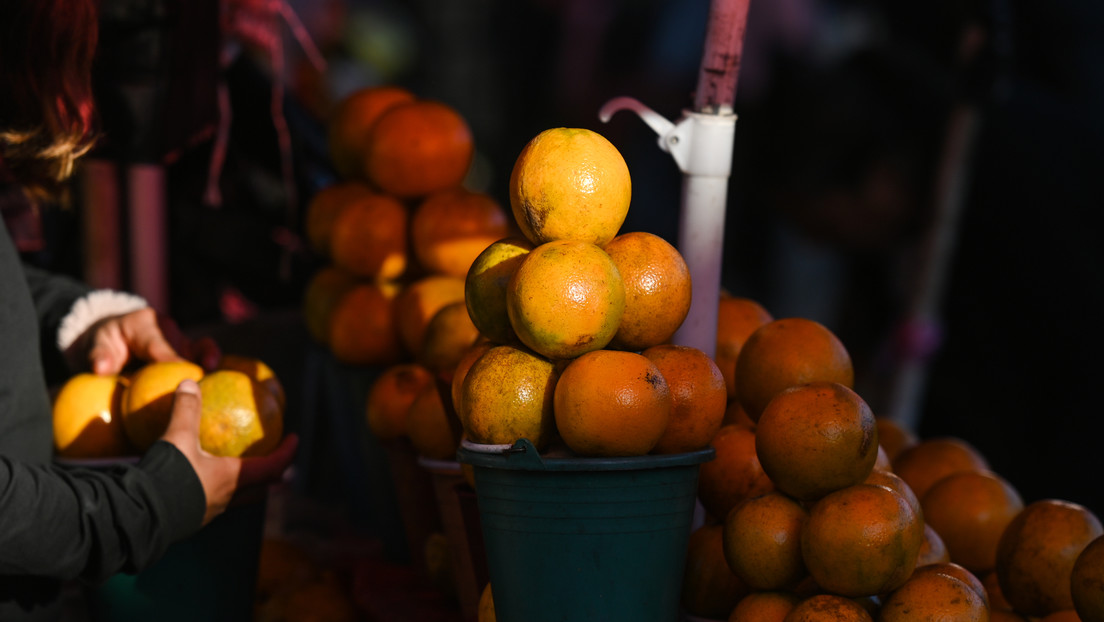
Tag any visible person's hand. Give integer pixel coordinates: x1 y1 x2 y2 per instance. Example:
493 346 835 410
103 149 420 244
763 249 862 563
66 307 221 374
160 379 298 525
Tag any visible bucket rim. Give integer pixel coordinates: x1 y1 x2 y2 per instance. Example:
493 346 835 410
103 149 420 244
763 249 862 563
457 438 715 471
416 455 464 474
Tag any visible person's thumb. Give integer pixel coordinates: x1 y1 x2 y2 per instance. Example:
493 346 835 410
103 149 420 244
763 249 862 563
162 379 203 445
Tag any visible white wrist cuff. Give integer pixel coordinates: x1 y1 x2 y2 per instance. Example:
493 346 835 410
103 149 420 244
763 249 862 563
56 289 149 351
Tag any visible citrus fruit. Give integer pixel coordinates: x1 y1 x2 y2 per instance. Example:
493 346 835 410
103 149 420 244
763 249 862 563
419 300 481 378
302 266 359 344
983 569 1015 612
891 436 990 500
916 522 952 567
921 470 1024 574
365 363 436 441
996 498 1104 617
1072 535 1104 622
217 354 286 410
784 594 874 622
681 523 749 619
450 340 494 418
411 187 510 278
197 369 283 457
52 373 132 458
464 236 533 344
506 239 625 360
364 99 474 198
120 360 205 451
304 181 376 256
715 295 773 400
862 468 922 520
603 231 692 351
755 381 878 501
879 568 988 622
508 127 631 246
459 344 559 450
326 85 416 181
641 344 726 454
910 562 989 607
327 281 403 366
734 317 853 422
722 491 809 590
874 415 917 462
328 191 408 280
404 384 458 460
728 591 800 622
697 422 774 520
722 399 756 427
477 582 496 622
553 349 670 457
394 275 466 357
801 483 924 597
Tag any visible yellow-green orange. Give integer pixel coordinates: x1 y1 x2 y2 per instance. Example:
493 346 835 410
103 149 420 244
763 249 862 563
459 344 559 450
508 127 631 246
464 237 533 344
506 239 625 359
198 369 284 457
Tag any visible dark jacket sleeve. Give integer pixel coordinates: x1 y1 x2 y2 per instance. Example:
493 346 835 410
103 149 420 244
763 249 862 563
0 441 206 583
21 264 90 384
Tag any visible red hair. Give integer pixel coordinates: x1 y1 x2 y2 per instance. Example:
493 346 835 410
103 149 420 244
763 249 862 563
0 0 100 194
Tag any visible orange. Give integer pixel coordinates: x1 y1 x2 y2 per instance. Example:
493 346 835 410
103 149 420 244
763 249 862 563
326 85 416 181
996 499 1104 617
784 594 874 622
878 568 988 622
506 239 625 360
641 344 726 454
52 373 132 459
734 317 853 422
921 470 1024 574
722 491 809 590
1072 535 1104 622
874 416 918 462
755 382 878 501
863 469 922 520
394 275 467 358
302 266 359 344
983 569 1015 612
405 384 458 461
464 236 534 344
411 188 510 278
715 296 773 400
327 282 403 366
329 192 408 280
681 523 749 619
217 354 286 411
477 582 496 622
916 522 952 567
450 340 494 418
197 369 283 457
873 445 892 472
910 562 989 607
697 423 775 521
459 344 559 450
801 483 924 597
727 591 800 622
303 181 376 256
891 436 990 500
120 360 206 451
553 349 671 457
419 300 481 378
365 364 436 441
722 399 756 427
364 99 474 198
603 231 692 351
508 127 631 247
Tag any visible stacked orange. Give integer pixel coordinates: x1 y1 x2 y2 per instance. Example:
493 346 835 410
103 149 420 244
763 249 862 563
452 126 726 460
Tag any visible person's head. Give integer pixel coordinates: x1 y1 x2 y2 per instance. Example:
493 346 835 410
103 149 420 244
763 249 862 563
0 0 99 196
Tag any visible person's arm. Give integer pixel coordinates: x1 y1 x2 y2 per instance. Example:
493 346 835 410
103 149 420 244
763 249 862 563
0 441 205 583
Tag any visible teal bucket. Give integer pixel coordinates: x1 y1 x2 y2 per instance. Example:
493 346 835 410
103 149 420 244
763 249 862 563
457 439 714 622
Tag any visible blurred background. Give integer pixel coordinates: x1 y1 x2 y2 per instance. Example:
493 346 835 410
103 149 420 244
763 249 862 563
22 0 1104 519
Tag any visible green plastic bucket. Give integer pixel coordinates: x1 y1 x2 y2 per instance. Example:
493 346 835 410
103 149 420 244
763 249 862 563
457 439 714 622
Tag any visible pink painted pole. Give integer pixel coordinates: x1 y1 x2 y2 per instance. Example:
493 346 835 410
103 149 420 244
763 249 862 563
693 0 752 113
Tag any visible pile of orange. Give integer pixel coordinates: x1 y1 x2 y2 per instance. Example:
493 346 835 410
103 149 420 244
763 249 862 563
52 355 286 459
680 308 1103 622
449 125 725 460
